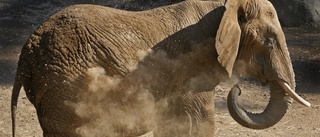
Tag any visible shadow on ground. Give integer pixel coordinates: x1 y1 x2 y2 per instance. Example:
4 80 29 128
293 60 320 93
0 60 16 85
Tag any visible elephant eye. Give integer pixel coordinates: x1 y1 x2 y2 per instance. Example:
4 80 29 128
266 11 275 19
266 37 275 49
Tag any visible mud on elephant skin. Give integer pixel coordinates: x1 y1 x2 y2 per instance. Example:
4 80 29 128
11 0 310 136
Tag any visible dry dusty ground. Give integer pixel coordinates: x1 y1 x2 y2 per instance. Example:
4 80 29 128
0 13 319 137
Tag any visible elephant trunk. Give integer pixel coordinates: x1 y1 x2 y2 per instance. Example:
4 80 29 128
227 82 293 129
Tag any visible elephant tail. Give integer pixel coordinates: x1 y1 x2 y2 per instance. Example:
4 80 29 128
11 75 23 137
11 53 30 137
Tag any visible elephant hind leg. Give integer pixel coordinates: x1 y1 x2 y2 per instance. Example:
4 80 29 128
37 89 85 137
38 111 82 137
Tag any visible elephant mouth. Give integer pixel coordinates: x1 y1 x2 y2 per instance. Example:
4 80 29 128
257 68 310 107
258 76 310 107
258 76 268 86
276 79 310 107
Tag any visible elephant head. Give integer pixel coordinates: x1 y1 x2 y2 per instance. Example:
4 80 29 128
215 0 310 129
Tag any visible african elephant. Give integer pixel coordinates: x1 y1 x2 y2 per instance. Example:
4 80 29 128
11 0 310 136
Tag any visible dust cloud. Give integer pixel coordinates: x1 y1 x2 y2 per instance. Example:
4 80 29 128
71 39 238 137
72 49 180 137
73 67 163 137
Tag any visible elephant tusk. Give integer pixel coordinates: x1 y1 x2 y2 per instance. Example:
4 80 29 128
138 131 154 137
278 81 311 107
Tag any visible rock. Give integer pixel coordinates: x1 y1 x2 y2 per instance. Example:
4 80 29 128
2 0 319 30
270 0 320 30
116 0 320 30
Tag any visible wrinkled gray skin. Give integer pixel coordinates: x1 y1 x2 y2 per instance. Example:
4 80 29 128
11 0 309 137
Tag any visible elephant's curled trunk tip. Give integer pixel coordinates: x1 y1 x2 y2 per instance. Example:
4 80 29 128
227 84 292 129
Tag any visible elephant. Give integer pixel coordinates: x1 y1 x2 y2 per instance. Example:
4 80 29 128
11 0 311 136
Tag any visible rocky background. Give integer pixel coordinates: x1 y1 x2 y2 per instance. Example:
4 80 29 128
0 0 319 60
0 0 319 33
270 0 320 30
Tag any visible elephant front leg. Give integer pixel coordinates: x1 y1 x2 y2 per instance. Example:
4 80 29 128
153 100 194 137
181 91 215 137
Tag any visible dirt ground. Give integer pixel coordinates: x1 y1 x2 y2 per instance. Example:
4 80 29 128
0 6 319 136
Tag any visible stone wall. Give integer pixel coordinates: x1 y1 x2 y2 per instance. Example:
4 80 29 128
270 0 320 29
113 0 320 29
1 0 319 30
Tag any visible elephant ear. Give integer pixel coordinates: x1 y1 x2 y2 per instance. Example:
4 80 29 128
215 0 242 78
